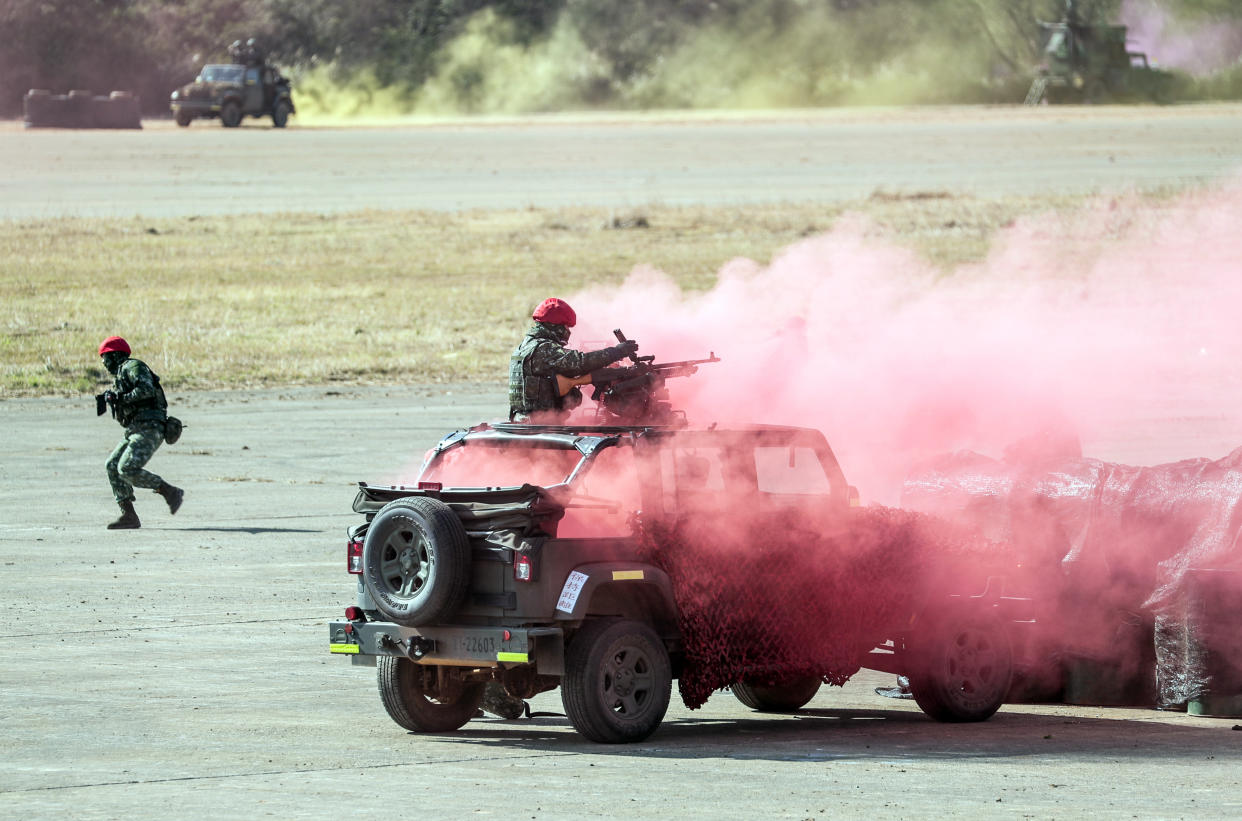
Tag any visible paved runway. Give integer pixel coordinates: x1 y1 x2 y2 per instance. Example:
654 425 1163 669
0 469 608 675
3 387 1241 820
3 104 1241 219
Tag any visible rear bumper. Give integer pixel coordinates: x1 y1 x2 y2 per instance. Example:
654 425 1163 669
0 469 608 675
329 621 562 668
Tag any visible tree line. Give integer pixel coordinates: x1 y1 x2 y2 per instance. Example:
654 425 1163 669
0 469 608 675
1 0 1237 117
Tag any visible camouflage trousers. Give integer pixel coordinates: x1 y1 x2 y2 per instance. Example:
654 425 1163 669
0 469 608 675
106 420 165 503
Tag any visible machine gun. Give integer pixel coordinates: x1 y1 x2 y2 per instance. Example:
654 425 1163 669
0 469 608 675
556 329 719 425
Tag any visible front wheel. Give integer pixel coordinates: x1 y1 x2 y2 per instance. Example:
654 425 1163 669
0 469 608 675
732 676 821 712
377 657 484 733
220 100 242 128
562 619 672 743
907 603 1012 722
174 110 192 127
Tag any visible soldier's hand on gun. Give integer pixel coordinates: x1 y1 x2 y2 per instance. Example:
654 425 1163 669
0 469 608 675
95 390 118 416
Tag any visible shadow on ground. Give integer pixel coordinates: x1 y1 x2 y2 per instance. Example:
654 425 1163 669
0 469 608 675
401 705 1242 762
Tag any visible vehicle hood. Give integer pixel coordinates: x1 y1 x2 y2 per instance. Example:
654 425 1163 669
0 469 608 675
171 81 239 101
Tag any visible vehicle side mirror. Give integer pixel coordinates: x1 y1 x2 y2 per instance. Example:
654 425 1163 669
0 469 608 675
848 485 861 507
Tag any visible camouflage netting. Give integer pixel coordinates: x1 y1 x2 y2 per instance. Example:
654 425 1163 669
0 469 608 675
636 505 1007 709
903 441 1242 708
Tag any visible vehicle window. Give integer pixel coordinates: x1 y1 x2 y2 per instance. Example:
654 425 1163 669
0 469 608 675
419 444 581 489
753 447 832 495
1047 31 1069 60
199 65 244 84
245 67 261 85
660 446 754 514
559 445 640 538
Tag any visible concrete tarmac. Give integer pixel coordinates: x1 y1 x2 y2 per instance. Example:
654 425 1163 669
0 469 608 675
3 104 1242 219
3 386 1240 820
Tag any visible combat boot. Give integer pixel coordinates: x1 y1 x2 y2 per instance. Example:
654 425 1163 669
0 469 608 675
156 482 184 515
107 501 141 530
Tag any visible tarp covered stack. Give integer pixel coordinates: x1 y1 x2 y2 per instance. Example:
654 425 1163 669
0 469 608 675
903 438 1242 709
23 89 141 129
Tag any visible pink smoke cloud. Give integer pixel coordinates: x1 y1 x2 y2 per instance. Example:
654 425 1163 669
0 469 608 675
570 175 1242 504
1121 0 1242 75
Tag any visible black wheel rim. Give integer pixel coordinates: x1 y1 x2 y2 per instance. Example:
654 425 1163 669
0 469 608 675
379 525 432 600
942 627 1005 705
600 642 657 720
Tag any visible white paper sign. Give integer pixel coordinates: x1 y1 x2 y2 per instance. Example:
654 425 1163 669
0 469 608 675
556 570 590 613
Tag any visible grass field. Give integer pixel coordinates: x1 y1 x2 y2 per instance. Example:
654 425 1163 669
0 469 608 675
0 191 1103 396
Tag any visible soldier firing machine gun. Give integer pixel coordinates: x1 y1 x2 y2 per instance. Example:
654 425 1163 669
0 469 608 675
556 329 720 425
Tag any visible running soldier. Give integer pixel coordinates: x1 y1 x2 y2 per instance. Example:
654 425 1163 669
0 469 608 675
508 298 639 423
97 336 184 529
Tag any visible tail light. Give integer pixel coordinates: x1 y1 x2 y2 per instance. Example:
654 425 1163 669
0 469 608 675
514 552 534 582
418 481 442 491
345 606 365 622
347 539 363 574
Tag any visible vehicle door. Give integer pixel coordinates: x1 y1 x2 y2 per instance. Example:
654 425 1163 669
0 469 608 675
243 67 263 112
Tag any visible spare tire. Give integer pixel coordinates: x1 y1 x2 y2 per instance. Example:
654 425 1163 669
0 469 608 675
362 496 470 626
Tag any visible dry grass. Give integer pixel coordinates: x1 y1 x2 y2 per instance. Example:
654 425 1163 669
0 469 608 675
0 193 1092 396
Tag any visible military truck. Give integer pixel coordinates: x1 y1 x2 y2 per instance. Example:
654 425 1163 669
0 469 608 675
170 54 294 128
328 420 1033 743
1025 0 1174 104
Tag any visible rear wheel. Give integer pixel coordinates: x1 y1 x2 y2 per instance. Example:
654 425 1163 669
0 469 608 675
732 676 821 712
362 496 471 627
907 603 1012 722
562 619 671 743
377 658 484 732
220 100 242 128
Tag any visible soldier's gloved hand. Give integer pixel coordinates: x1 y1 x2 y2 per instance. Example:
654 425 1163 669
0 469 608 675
104 390 119 405
613 339 639 359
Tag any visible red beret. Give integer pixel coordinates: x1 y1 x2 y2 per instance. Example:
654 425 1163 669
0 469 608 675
99 336 131 356
532 298 576 327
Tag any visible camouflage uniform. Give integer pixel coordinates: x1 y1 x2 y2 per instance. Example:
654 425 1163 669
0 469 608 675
508 322 635 422
105 358 169 503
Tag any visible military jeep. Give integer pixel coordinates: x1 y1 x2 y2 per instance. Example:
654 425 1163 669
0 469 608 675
170 62 294 128
328 421 1031 743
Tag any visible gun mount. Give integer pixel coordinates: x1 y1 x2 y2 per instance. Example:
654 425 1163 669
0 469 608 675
587 330 719 426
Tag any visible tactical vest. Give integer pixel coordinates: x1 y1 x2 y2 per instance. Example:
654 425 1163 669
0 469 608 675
114 358 168 427
509 336 561 420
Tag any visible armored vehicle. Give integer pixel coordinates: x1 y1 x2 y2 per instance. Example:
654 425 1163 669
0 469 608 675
328 420 1033 743
170 61 294 128
1025 0 1172 104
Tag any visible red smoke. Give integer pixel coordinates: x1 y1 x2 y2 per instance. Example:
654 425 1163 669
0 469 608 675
569 177 1242 504
558 176 1242 707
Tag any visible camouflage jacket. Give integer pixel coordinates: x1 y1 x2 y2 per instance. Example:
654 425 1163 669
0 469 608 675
508 322 630 420
111 358 168 428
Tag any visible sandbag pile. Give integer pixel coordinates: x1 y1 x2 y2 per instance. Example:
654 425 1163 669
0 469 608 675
23 89 142 129
902 439 1242 708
